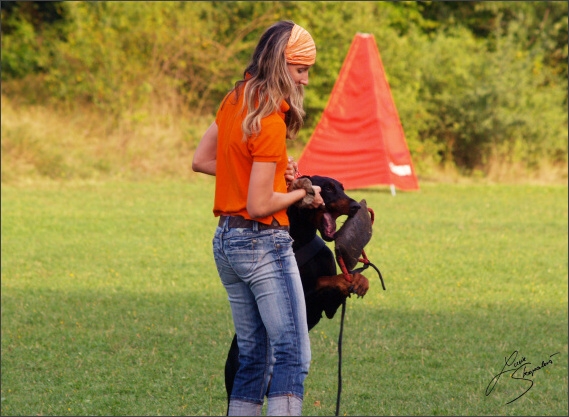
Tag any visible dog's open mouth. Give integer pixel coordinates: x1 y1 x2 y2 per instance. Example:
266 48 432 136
320 212 338 241
317 200 361 242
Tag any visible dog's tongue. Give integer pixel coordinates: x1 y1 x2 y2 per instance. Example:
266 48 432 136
322 212 336 239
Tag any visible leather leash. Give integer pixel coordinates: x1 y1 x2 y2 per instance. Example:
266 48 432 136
335 205 386 416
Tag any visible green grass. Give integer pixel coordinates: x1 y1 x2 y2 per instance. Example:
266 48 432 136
1 179 567 416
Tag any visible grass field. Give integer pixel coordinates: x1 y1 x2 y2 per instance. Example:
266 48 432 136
1 178 567 416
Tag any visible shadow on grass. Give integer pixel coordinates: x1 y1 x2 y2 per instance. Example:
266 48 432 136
1 287 567 416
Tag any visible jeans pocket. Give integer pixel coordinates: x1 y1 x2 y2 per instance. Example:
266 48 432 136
272 230 294 247
225 234 260 277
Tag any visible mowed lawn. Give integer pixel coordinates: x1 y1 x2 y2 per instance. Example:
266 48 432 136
1 179 567 416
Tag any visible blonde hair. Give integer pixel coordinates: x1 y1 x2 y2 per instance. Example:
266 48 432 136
233 21 307 141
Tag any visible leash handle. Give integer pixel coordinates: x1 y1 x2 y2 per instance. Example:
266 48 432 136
337 256 353 282
338 252 386 291
351 263 386 291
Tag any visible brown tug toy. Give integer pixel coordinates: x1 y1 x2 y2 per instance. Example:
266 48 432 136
334 199 386 291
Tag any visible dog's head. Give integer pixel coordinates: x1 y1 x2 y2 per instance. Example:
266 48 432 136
298 175 361 242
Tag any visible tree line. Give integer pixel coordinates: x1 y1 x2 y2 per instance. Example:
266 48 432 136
1 1 567 176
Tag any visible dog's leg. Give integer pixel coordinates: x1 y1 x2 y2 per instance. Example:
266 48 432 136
225 335 239 415
315 272 369 297
312 272 370 320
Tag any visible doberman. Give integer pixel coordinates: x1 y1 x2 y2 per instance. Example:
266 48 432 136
223 175 370 411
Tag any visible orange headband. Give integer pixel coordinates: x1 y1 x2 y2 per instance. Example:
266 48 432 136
285 24 316 66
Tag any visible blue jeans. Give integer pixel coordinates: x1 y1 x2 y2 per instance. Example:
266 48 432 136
213 218 311 408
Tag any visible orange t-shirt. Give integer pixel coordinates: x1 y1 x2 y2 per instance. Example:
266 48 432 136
213 84 290 226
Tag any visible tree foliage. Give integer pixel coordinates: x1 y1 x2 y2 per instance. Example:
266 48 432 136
1 1 567 175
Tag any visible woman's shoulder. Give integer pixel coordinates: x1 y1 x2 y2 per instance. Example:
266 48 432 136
262 99 288 123
259 112 286 139
264 102 287 121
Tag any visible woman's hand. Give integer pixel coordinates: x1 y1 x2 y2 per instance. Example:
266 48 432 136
289 178 324 209
285 156 299 190
311 185 324 208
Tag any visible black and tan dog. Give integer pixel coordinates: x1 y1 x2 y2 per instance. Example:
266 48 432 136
224 175 370 409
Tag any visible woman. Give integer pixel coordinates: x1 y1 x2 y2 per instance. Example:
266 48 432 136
192 21 322 415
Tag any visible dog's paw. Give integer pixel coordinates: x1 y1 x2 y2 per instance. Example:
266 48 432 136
350 272 369 298
314 274 352 297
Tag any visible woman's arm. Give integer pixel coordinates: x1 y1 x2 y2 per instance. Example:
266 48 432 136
247 161 322 219
192 122 218 175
